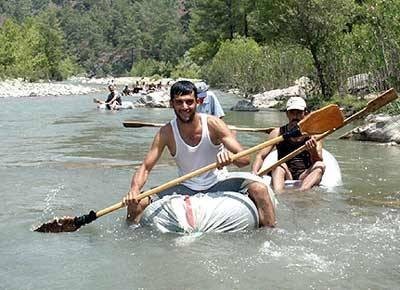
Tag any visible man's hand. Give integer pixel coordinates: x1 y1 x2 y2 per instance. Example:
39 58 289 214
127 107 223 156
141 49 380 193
305 136 318 151
123 189 140 207
216 149 232 170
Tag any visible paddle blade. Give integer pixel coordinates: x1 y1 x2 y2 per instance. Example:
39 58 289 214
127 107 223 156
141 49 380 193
365 88 398 113
34 210 97 233
123 121 164 128
34 216 79 233
299 104 344 135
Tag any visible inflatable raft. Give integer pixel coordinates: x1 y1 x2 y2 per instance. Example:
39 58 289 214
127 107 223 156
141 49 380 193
96 101 134 110
260 149 342 188
140 172 278 233
141 191 259 233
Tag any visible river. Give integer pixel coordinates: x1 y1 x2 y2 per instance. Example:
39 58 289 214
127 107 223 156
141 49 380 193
0 90 399 289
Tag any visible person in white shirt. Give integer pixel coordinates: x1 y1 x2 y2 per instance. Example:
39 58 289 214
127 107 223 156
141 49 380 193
195 81 225 118
123 80 276 227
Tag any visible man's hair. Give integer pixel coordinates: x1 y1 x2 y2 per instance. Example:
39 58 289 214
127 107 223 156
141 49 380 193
170 80 197 101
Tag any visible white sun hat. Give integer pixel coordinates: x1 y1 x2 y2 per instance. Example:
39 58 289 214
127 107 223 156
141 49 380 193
286 96 307 111
195 81 209 98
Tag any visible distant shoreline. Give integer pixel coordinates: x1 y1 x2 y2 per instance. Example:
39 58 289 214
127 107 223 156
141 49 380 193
0 76 191 98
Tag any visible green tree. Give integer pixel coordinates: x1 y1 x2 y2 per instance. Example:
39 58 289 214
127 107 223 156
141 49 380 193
208 37 264 96
255 0 356 99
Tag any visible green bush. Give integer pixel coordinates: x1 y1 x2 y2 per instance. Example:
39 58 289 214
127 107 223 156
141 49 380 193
207 38 314 96
208 37 264 96
170 52 201 79
130 58 172 77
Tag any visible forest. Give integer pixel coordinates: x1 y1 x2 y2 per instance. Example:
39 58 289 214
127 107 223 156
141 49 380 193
1 0 400 100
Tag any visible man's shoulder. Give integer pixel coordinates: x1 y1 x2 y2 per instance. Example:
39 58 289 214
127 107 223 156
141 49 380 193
158 122 174 143
207 90 217 96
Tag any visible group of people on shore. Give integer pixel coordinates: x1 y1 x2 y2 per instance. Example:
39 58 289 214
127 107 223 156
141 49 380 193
121 80 167 96
122 80 325 228
94 79 171 110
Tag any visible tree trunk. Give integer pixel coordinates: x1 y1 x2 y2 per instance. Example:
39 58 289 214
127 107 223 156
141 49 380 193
226 0 234 39
310 44 331 100
244 12 248 37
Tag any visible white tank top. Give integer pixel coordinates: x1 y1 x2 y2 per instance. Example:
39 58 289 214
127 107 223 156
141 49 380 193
171 114 226 190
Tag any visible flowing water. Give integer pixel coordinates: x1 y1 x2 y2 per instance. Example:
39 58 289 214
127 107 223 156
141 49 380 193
1 90 399 290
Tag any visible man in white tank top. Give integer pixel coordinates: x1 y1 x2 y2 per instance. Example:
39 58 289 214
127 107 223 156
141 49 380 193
123 81 276 227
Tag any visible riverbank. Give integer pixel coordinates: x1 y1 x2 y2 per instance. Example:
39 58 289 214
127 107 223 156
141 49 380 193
0 76 190 98
0 79 101 98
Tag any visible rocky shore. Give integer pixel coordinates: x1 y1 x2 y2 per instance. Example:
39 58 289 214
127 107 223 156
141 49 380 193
340 114 400 145
0 76 183 98
0 79 101 98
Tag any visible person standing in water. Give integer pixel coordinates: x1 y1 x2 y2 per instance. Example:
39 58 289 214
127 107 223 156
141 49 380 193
195 81 225 118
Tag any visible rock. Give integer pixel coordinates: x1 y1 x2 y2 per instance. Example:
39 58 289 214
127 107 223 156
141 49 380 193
346 73 371 95
135 90 170 108
343 114 400 144
251 85 306 109
294 76 315 94
230 99 259 111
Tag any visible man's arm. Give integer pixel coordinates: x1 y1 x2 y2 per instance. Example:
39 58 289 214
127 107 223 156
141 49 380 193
252 128 280 174
208 116 249 167
125 127 168 201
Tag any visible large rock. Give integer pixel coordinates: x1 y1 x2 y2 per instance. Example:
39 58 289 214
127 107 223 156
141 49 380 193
346 73 371 95
341 114 400 144
230 77 313 111
252 85 306 109
230 99 259 111
135 90 170 108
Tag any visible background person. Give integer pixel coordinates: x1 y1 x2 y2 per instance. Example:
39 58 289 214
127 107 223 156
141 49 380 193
195 81 225 118
93 83 122 110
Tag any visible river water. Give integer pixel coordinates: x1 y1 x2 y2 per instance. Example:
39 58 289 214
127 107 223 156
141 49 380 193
1 90 399 290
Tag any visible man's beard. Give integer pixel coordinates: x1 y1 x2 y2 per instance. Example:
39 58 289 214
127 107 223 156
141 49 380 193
174 108 196 123
288 119 300 129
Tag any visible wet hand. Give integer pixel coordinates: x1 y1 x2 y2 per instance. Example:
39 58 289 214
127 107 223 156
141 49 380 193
305 136 317 151
123 190 139 207
216 149 232 169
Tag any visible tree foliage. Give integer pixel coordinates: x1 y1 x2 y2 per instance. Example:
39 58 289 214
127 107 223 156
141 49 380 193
0 0 399 100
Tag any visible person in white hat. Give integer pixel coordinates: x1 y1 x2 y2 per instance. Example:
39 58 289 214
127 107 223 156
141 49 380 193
195 81 225 118
252 96 325 193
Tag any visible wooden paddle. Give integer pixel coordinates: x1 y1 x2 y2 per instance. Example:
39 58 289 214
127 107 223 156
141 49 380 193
34 104 343 233
257 88 398 176
123 120 275 133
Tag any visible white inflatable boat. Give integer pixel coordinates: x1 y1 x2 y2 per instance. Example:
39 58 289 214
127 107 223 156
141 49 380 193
140 172 279 234
141 191 259 234
260 149 342 188
96 101 134 110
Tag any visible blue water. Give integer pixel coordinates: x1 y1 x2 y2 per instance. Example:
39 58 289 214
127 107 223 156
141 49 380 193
0 90 399 289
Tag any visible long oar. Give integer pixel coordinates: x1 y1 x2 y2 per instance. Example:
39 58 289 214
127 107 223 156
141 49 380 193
123 120 275 134
35 104 343 233
257 88 398 176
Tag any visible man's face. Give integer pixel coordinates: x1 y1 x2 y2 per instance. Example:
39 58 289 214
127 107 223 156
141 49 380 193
170 92 197 123
286 109 306 125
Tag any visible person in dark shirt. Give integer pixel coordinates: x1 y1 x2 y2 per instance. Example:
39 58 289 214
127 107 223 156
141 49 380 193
252 97 325 193
93 83 122 110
